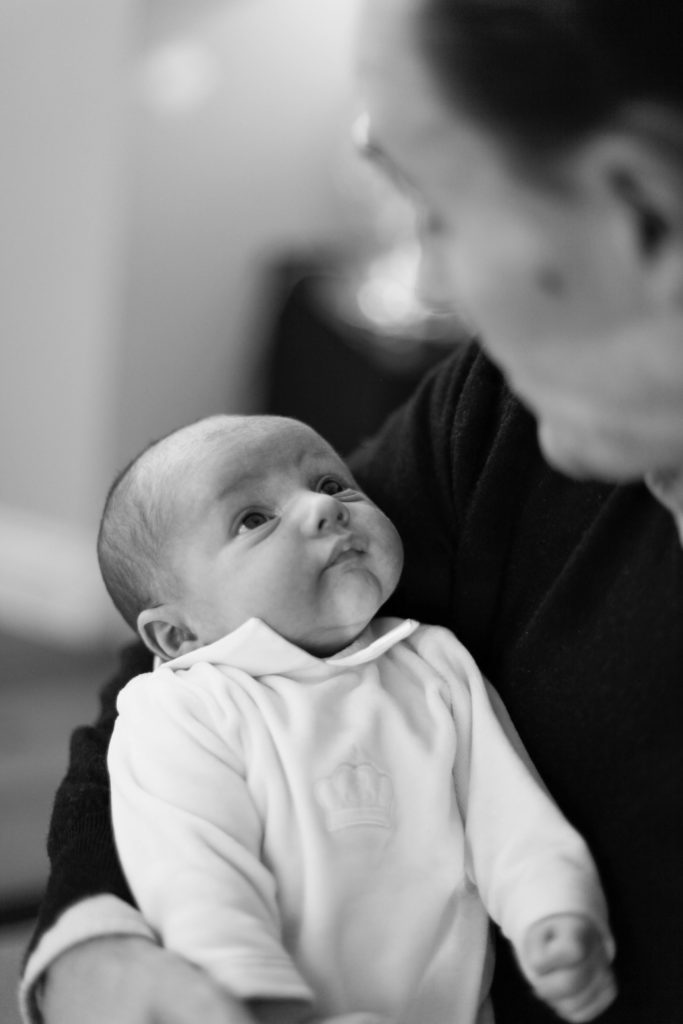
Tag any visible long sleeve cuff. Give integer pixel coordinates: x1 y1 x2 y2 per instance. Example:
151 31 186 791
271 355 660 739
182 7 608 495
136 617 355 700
499 856 616 966
19 895 155 1024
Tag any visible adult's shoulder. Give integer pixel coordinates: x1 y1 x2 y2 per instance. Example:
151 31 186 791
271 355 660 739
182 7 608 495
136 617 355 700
428 341 531 495
349 339 534 536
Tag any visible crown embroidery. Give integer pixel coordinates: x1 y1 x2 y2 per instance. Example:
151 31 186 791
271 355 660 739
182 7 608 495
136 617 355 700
314 761 393 831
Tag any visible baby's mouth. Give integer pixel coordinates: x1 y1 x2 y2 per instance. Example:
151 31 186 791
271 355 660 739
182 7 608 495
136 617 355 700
326 537 366 569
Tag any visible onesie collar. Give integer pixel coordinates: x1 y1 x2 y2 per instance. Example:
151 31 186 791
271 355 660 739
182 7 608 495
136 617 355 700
164 617 419 677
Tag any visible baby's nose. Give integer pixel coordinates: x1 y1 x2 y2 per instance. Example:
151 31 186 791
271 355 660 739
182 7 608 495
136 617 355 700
301 492 350 534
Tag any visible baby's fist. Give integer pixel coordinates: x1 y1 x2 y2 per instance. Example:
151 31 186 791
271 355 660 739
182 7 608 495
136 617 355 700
520 913 616 1022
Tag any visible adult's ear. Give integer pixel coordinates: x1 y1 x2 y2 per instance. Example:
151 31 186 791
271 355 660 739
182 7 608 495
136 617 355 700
137 606 200 662
584 104 683 309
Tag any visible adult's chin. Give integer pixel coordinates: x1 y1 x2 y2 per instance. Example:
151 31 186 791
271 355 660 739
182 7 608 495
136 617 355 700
537 421 650 483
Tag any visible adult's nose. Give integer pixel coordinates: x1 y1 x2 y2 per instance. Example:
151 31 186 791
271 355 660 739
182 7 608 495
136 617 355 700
298 491 350 534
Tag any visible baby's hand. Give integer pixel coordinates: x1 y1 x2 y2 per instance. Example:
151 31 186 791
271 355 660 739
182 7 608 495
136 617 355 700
519 914 616 1022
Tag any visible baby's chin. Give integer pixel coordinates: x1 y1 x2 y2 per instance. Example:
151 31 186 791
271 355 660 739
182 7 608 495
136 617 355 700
295 615 378 658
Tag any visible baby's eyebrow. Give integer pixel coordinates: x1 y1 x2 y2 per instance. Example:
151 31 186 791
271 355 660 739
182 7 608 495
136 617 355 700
216 468 263 501
214 444 344 503
306 448 348 470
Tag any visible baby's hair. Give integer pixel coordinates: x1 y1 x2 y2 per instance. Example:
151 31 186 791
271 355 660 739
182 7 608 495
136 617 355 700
98 415 244 632
414 0 683 155
97 438 179 633
98 414 304 633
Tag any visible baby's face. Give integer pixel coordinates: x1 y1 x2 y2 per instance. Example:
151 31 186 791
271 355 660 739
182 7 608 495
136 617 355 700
166 419 403 656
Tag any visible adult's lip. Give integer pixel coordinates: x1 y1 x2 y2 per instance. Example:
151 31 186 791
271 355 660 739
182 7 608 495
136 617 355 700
325 536 366 569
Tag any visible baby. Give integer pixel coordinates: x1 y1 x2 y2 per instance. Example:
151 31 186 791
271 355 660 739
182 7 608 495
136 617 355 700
101 414 616 1024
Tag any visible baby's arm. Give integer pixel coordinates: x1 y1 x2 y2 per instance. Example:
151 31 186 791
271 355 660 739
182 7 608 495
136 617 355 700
465 671 616 1018
519 914 616 1022
108 666 313 1009
415 627 617 1020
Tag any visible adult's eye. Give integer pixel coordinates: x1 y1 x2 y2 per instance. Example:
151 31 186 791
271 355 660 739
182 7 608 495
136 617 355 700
236 510 271 533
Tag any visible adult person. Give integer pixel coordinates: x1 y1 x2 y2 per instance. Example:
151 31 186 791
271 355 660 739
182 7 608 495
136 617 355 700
21 0 683 1022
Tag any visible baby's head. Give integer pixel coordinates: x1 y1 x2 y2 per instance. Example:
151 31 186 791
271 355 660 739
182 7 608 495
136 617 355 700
98 414 404 660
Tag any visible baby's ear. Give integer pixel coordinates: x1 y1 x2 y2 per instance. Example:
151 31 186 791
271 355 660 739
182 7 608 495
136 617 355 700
137 607 199 661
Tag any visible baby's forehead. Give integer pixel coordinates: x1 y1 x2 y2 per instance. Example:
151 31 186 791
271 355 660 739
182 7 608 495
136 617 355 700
224 418 336 464
175 417 343 492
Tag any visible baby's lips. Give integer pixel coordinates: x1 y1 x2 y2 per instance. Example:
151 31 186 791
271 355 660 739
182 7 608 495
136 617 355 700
325 535 365 569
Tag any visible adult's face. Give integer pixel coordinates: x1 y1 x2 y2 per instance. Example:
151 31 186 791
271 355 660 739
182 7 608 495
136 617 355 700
356 0 683 481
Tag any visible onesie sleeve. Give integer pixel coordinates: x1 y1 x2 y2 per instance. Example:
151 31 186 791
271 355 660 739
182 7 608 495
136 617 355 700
412 627 615 960
107 667 313 1003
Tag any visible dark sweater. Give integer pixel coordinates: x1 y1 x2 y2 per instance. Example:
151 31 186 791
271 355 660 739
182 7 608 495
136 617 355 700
27 344 683 1023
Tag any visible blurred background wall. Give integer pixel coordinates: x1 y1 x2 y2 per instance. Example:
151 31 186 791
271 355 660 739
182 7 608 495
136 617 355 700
0 0 367 645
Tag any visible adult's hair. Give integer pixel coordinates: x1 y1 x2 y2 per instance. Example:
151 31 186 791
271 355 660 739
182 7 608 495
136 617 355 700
414 0 683 153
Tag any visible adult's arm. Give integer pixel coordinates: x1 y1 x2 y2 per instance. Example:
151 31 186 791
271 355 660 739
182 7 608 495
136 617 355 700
20 642 152 1021
26 641 151 955
20 639 270 1024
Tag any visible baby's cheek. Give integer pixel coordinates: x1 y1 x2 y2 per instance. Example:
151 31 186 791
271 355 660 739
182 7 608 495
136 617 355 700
382 523 404 590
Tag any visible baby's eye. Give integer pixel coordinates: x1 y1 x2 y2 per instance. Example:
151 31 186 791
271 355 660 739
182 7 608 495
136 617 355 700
236 510 271 534
317 476 350 496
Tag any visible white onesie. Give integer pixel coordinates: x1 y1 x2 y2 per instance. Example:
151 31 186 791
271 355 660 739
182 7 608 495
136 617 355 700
108 617 612 1024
